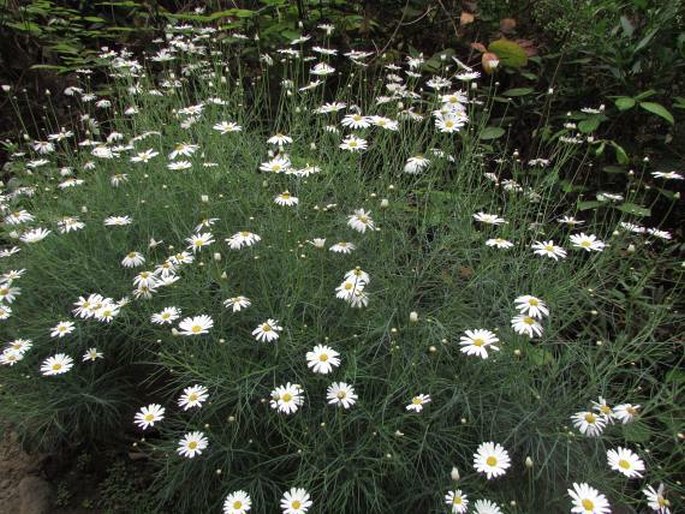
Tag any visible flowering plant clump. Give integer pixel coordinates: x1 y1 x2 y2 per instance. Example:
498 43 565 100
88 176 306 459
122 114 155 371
0 21 682 514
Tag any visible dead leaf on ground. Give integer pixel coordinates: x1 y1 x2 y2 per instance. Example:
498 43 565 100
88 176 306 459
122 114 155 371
460 11 475 25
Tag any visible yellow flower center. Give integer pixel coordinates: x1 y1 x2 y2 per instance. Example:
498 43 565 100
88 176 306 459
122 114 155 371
584 413 596 423
262 324 271 332
319 354 329 362
52 363 62 371
523 317 535 325
292 501 301 509
282 393 293 402
486 456 497 467
191 325 202 333
189 393 198 401
233 501 243 509
528 299 539 306
337 391 347 399
240 231 250 237
144 413 154 421
188 441 198 450
581 240 591 247
581 499 594 510
412 397 422 405
627 407 638 415
453 496 463 505
445 121 454 128
545 244 554 252
359 215 368 223
473 338 485 347
281 192 291 199
618 459 631 469
600 405 611 414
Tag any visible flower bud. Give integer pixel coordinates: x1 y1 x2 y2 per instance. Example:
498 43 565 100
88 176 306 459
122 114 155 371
525 456 533 468
450 466 460 481
409 311 418 323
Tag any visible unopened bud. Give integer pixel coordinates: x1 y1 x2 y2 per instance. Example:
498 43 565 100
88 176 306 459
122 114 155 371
450 466 460 481
409 311 418 323
525 456 533 468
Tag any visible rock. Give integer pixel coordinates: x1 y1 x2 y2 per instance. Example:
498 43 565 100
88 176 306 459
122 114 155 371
18 476 52 514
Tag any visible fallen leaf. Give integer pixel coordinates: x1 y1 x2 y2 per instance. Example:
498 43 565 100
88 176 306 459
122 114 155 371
460 11 475 25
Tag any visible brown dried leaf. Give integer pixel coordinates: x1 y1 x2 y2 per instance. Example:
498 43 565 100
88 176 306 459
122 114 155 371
500 18 517 33
470 42 487 53
460 11 475 25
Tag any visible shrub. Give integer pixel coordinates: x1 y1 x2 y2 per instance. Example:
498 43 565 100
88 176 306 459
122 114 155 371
0 21 683 514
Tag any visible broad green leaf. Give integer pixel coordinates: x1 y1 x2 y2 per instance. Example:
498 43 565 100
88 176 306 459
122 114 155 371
613 143 629 164
639 102 675 124
578 117 601 133
634 89 656 101
488 39 528 68
577 200 603 211
480 127 506 140
502 87 534 97
615 97 636 111
617 203 651 217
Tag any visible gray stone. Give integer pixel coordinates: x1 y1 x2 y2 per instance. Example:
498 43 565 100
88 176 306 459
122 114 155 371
18 476 52 514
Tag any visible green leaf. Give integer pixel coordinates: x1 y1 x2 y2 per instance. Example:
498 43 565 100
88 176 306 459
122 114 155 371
639 102 675 124
502 87 534 97
615 97 636 111
577 200 603 211
488 39 528 68
613 143 629 165
578 117 601 133
602 165 625 174
480 127 506 140
617 203 651 217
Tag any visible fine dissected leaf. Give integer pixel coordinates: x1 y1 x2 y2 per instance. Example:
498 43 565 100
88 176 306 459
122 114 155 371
480 127 506 140
639 102 675 124
488 39 528 68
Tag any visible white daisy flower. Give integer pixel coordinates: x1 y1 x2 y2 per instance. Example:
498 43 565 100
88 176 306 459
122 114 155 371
570 233 606 252
177 314 214 336
252 319 283 342
444 489 468 513
134 403 165 430
226 231 262 250
510 314 544 338
50 321 75 338
514 295 549 319
473 442 511 480
607 446 645 478
178 384 209 410
571 411 607 437
40 353 74 376
223 296 252 312
270 383 304 415
280 487 312 514
121 251 145 268
459 329 499 359
643 484 671 513
612 403 640 423
223 490 252 514
532 240 567 260
406 394 431 413
305 345 340 374
347 209 375 233
567 482 611 514
326 381 358 409
176 431 208 458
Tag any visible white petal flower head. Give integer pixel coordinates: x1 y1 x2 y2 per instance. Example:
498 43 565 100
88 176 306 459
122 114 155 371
326 381 358 409
444 489 468 513
223 490 252 514
473 441 511 480
472 499 502 514
306 345 341 374
568 482 611 514
473 212 506 225
178 384 209 410
612 403 640 424
339 134 368 152
177 431 208 458
51 321 76 338
178 314 214 336
82 348 103 362
226 231 262 250
252 319 283 342
274 191 299 206
607 447 645 478
459 329 500 359
151 306 182 325
514 295 549 319
485 238 514 249
134 403 165 430
20 227 51 244
406 394 431 413
510 314 544 338
280 487 312 514
186 232 215 253
40 353 74 376
643 484 671 514
329 241 356 254
270 383 304 415
404 155 431 174
347 209 375 234
570 233 606 252
121 251 146 268
571 411 607 437
532 240 567 260
223 296 252 313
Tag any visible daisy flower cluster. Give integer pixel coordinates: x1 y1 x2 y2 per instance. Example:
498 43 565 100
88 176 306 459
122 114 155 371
0 17 681 514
